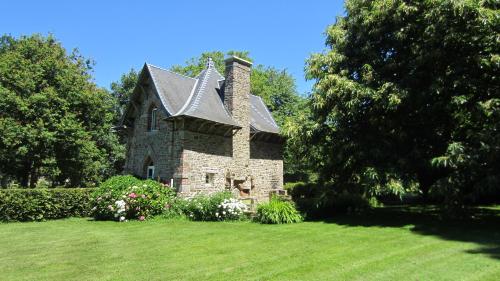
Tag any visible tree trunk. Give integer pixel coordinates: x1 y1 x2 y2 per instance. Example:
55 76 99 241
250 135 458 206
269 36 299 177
29 168 38 188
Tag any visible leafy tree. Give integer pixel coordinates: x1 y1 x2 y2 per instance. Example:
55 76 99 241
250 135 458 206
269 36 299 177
0 34 124 187
110 68 138 117
171 51 252 77
302 0 499 208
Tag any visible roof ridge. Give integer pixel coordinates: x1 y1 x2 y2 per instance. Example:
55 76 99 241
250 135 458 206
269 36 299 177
184 67 212 115
211 66 225 81
146 63 197 81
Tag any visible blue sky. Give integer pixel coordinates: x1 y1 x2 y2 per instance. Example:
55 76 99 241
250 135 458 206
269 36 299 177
1 1 344 95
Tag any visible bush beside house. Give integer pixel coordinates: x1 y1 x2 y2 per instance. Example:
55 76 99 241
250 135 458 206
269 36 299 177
0 175 303 224
0 188 93 222
255 197 303 224
180 192 247 221
91 176 177 221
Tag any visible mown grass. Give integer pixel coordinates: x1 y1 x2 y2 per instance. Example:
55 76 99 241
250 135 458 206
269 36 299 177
0 206 499 280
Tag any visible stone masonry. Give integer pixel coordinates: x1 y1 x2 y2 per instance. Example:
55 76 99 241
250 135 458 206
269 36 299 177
121 56 284 203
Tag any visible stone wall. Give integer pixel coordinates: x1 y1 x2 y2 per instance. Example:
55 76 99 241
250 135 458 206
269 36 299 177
123 80 181 183
174 130 284 202
176 128 233 196
249 140 284 202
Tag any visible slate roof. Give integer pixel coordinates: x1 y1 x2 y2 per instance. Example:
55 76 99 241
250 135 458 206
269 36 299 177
142 60 280 134
250 94 280 134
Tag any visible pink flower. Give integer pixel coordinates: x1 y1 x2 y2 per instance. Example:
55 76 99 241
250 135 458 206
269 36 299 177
139 216 145 221
128 192 137 198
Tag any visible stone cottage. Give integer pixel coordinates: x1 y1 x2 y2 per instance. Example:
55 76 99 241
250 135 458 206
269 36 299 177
119 56 283 202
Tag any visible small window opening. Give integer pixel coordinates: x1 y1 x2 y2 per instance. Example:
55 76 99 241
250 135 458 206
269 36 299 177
150 108 158 130
148 106 158 131
205 173 215 186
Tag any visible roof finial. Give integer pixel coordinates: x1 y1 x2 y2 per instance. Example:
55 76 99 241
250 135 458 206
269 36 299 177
206 57 214 69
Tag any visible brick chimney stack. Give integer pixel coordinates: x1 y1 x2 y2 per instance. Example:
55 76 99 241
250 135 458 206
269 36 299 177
224 56 252 177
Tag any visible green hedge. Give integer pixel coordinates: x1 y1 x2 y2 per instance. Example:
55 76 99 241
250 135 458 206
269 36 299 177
0 188 94 222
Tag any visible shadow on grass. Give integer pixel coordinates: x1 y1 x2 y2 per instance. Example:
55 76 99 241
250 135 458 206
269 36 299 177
318 205 500 260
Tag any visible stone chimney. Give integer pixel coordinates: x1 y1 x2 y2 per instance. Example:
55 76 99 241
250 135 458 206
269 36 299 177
224 56 252 179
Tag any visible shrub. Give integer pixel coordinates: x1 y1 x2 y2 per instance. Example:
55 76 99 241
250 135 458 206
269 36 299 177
283 181 306 192
255 198 303 224
295 192 371 219
91 175 177 221
0 188 93 222
180 192 244 221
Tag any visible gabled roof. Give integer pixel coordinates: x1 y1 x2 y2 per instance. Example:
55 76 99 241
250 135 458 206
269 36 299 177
129 60 280 134
147 64 196 115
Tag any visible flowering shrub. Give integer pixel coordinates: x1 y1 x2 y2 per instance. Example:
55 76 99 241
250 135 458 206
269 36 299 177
181 192 246 221
92 175 177 221
215 198 247 220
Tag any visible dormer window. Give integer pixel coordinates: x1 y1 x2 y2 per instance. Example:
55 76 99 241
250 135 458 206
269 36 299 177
148 105 158 131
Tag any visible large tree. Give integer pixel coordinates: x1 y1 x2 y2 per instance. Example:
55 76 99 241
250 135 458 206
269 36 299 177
0 34 124 187
303 0 499 206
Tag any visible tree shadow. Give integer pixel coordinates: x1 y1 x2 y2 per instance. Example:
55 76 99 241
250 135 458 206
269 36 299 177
317 205 500 260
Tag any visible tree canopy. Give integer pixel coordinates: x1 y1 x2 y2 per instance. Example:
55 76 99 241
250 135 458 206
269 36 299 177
0 34 124 187
110 68 138 118
299 0 499 207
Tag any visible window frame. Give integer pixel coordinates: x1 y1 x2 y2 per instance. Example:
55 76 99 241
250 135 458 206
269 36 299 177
147 165 155 179
150 107 158 131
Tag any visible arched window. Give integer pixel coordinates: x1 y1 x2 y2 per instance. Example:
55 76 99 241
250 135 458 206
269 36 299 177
147 105 158 131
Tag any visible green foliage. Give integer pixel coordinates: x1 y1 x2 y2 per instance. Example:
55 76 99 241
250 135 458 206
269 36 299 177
170 51 252 77
297 0 500 209
286 182 373 218
0 188 93 222
255 198 302 224
180 192 237 221
110 68 138 120
93 175 142 198
91 175 177 221
0 34 124 187
284 181 307 192
295 193 371 219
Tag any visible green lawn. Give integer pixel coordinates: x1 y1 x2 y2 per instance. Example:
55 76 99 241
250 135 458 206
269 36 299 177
1 206 499 281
